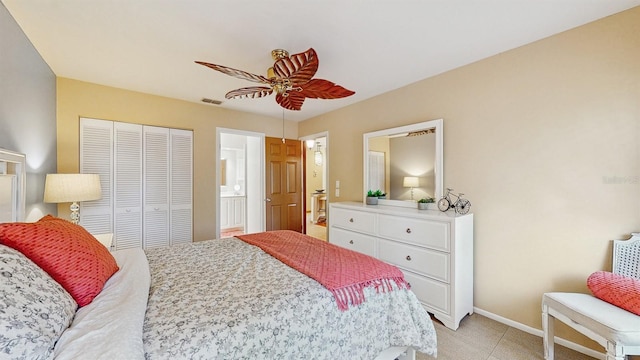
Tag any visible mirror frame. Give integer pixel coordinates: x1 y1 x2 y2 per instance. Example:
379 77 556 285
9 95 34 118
0 148 26 222
363 118 443 208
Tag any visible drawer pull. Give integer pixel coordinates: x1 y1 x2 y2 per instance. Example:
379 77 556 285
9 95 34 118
349 240 354 244
349 218 354 223
406 228 412 234
406 255 412 261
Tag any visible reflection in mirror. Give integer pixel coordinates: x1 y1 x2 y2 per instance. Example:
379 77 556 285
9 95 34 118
220 159 227 186
363 119 443 208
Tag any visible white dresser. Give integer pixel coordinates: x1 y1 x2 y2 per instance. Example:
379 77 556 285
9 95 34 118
329 201 474 330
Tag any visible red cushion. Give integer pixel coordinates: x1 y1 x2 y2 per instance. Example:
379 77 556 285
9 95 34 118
0 215 119 306
587 271 640 316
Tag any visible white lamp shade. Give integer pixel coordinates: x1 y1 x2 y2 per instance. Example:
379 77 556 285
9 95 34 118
44 174 102 203
403 176 419 188
305 139 316 149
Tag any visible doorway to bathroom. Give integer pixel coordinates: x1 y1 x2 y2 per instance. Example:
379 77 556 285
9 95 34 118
301 133 328 241
217 128 265 238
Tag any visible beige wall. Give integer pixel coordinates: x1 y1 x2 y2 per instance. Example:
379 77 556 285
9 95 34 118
56 78 298 241
299 7 640 350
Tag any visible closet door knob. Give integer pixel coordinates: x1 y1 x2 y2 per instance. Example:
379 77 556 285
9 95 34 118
349 240 354 244
349 218 354 223
406 255 412 261
406 228 412 234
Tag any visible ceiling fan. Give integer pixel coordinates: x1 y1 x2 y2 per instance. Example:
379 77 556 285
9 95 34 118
196 48 355 111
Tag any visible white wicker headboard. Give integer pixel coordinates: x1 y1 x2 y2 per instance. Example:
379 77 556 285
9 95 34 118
0 148 26 222
612 233 640 279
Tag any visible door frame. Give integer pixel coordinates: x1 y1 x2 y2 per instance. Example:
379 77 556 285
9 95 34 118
216 128 266 239
299 131 329 233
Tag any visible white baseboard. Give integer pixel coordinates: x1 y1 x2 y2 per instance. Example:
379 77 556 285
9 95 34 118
473 307 605 360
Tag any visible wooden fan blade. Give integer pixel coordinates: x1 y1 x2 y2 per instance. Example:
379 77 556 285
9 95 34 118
276 92 305 111
195 61 271 84
298 79 355 99
226 86 273 99
272 48 318 86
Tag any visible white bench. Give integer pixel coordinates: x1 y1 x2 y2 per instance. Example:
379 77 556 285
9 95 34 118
542 233 640 360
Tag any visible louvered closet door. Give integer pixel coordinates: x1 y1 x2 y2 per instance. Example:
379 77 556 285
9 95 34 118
80 118 113 235
170 129 193 244
143 126 170 248
113 122 143 250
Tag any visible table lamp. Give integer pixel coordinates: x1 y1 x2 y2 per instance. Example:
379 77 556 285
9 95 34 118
403 176 419 200
44 174 102 224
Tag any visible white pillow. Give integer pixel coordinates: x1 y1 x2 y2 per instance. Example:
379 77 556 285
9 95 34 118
92 233 114 250
0 244 77 358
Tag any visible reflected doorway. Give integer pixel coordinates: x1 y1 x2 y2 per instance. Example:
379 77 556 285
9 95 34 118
302 134 327 241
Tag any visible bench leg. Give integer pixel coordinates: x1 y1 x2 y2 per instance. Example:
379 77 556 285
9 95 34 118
542 303 555 360
605 342 625 360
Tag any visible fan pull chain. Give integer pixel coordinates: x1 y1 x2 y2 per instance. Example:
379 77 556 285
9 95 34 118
281 109 285 143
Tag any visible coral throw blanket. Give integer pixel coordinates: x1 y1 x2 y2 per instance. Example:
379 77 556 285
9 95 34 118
236 230 409 311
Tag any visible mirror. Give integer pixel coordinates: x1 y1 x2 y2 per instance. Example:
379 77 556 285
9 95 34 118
363 119 443 208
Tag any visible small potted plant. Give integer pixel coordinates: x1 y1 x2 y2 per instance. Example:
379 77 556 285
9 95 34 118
417 197 435 210
366 190 379 205
375 190 387 199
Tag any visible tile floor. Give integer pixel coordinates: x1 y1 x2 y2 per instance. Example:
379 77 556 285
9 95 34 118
220 213 327 240
417 314 598 360
306 212 327 240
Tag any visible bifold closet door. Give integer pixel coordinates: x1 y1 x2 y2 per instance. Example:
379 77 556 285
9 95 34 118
113 122 143 250
170 129 193 244
80 118 113 235
81 118 192 249
143 126 170 248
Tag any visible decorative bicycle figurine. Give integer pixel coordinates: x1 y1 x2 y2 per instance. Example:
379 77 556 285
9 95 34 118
437 188 471 215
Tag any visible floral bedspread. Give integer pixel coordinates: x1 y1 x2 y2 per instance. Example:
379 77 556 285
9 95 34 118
143 237 437 360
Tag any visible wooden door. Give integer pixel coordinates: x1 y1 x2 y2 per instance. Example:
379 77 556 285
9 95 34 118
265 137 303 232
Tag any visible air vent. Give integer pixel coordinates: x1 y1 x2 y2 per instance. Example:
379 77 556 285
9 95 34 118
201 98 223 105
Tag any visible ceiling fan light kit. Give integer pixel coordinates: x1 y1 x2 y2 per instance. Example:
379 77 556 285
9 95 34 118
196 48 355 111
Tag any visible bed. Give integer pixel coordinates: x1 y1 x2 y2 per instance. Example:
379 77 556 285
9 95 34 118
0 150 437 360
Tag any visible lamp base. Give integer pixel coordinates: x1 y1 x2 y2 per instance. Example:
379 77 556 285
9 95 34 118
69 202 80 225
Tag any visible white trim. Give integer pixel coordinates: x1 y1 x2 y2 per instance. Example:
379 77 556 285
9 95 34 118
363 119 443 207
473 307 605 360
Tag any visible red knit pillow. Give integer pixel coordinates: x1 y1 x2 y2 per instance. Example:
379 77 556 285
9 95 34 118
0 215 119 306
587 271 640 316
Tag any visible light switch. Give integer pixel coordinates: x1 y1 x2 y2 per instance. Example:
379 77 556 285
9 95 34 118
336 180 340 188
335 188 340 197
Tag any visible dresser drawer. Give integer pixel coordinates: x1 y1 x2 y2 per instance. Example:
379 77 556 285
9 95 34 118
403 270 450 314
330 207 375 234
378 214 449 252
329 227 375 257
378 239 449 282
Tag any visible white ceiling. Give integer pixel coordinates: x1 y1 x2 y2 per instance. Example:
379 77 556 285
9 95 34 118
3 0 639 122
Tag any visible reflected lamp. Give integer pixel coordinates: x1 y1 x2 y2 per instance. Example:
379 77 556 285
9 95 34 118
403 176 419 200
